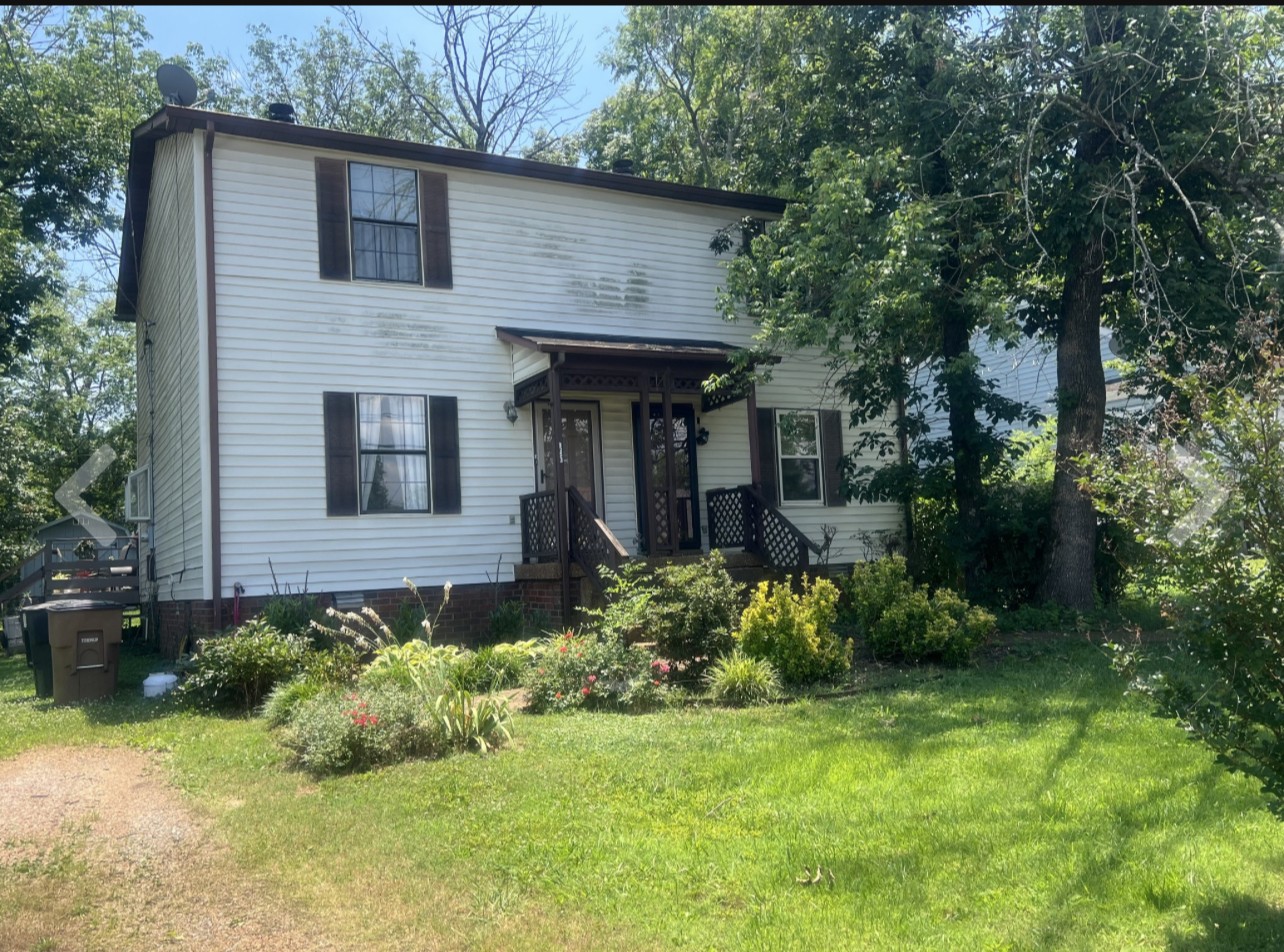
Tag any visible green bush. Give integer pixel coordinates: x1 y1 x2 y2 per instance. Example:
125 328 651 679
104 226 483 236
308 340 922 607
449 641 535 692
590 553 745 678
283 683 448 775
847 556 994 666
179 620 311 712
647 551 744 674
302 642 363 685
735 576 849 686
260 644 363 726
521 630 670 713
703 650 781 706
259 593 324 637
488 599 526 640
1091 363 1284 815
388 599 430 643
261 676 326 727
361 639 459 692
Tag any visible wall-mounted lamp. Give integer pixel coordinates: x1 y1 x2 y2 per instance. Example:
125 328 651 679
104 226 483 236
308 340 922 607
503 399 519 424
696 426 710 446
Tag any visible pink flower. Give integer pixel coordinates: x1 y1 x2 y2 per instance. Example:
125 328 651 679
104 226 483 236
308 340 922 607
652 679 660 686
587 675 597 684
555 692 563 700
581 687 591 696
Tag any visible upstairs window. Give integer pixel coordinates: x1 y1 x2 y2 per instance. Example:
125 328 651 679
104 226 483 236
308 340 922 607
315 157 453 288
349 163 421 283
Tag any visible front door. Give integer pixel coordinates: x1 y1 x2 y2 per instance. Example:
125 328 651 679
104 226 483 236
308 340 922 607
535 402 603 514
631 403 701 553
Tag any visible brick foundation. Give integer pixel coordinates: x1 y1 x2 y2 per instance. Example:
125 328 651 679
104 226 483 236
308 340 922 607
151 578 569 658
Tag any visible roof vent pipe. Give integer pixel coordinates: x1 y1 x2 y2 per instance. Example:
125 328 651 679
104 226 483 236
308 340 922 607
611 158 634 175
267 102 296 123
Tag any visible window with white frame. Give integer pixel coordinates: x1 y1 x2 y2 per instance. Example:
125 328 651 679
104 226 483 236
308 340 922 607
349 162 421 283
776 410 822 502
358 394 430 513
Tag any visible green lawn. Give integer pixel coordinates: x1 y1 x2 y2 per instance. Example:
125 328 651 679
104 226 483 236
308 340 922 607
3 638 1284 950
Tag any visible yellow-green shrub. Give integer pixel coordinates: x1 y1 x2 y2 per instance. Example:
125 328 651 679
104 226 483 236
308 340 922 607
735 576 850 686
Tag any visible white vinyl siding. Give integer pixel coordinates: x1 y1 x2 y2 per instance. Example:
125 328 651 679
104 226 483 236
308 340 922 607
135 132 204 600
196 135 901 597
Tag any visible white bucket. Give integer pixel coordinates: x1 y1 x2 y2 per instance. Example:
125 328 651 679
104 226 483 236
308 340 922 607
142 672 179 698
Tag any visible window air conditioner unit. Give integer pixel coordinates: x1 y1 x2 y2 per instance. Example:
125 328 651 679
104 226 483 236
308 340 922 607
125 466 151 522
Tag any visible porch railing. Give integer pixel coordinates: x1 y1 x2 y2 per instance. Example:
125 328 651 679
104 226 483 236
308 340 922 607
0 542 141 607
568 487 630 592
706 485 821 573
519 490 558 562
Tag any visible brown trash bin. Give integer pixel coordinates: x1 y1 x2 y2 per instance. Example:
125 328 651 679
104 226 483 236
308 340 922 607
44 599 124 705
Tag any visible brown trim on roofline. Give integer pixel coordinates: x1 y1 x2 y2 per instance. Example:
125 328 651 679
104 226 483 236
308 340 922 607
203 122 223 626
143 106 787 213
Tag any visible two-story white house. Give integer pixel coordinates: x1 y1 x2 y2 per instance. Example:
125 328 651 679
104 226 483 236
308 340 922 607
114 105 902 653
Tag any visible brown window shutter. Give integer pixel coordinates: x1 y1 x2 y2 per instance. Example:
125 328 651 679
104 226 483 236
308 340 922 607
429 395 461 513
820 409 847 507
315 158 351 281
419 170 452 289
323 392 358 515
756 407 779 506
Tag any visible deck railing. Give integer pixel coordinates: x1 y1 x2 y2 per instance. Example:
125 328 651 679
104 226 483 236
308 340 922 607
0 542 141 607
568 487 630 592
706 485 821 573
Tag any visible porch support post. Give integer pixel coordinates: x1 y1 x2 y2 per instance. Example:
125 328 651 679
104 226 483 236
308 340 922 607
638 370 654 557
747 381 761 490
550 360 572 622
662 368 679 555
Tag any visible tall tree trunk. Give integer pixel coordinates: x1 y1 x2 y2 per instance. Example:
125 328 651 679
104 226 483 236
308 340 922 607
942 294 985 599
1040 234 1107 610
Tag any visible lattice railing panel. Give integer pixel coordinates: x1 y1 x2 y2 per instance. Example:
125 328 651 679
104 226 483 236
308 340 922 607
706 485 814 573
706 487 746 549
568 488 629 591
520 491 557 562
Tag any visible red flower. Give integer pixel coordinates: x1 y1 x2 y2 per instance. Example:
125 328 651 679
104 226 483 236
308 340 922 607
369 715 379 726
652 679 660 686
559 645 568 653
581 687 591 696
555 692 563 700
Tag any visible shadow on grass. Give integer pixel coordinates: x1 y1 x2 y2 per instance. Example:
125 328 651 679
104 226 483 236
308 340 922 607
1168 894 1284 951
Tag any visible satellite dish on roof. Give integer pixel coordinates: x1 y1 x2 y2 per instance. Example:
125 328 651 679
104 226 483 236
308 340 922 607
156 64 198 107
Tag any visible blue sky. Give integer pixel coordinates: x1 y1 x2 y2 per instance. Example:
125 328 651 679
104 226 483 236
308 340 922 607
135 5 626 125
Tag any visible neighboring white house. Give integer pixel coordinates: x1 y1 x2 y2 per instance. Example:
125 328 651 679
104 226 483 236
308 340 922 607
919 329 1147 443
115 105 901 651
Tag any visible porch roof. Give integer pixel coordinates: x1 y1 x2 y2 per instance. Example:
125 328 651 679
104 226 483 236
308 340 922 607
495 327 738 362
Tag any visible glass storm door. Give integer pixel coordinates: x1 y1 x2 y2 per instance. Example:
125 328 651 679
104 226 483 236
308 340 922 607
536 403 602 514
632 403 701 553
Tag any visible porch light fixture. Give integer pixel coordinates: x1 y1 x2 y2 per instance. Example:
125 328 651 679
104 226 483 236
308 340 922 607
503 399 519 424
696 426 710 446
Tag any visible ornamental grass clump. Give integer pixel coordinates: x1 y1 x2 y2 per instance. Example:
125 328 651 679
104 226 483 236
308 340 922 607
703 650 782 706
